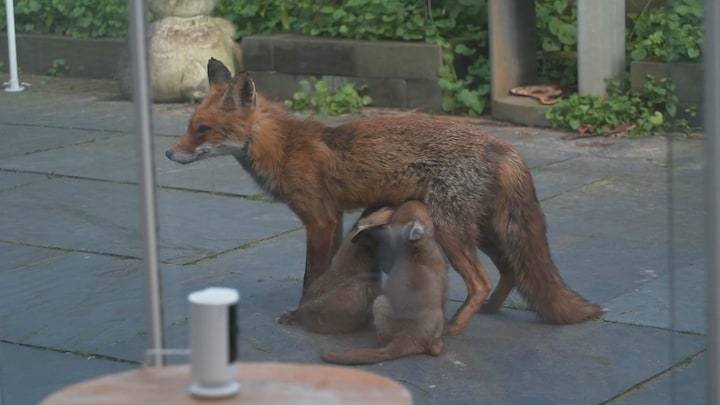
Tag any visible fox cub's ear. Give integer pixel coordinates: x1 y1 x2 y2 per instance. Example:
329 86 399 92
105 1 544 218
407 221 425 241
351 207 395 242
207 58 232 92
221 72 256 111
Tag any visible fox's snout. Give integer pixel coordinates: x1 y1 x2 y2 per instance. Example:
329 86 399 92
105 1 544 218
164 146 196 164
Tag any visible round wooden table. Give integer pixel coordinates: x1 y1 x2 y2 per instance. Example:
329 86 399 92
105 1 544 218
40 362 413 404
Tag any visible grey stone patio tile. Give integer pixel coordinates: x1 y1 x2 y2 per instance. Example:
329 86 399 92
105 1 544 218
542 175 671 245
0 172 47 191
0 124 116 159
0 177 300 263
532 162 608 201
0 245 244 359
609 353 706 405
151 103 195 136
0 241 68 270
0 342 136 405
0 94 134 132
603 262 706 334
0 132 266 196
549 236 675 305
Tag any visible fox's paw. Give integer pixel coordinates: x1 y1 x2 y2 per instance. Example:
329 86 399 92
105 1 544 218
479 299 502 314
443 322 463 336
276 310 300 325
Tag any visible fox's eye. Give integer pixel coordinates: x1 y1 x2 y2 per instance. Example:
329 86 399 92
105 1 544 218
197 125 211 134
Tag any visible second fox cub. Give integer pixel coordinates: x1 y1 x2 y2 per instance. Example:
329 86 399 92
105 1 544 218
322 201 447 365
166 58 604 335
276 207 388 334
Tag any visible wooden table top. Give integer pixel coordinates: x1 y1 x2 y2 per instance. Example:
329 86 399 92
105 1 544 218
40 362 413 404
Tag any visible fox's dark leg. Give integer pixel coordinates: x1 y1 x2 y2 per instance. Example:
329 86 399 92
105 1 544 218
482 273 515 313
302 211 343 293
480 246 516 313
436 229 493 336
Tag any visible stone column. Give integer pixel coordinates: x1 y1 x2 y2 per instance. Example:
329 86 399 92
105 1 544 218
488 0 537 102
488 0 545 126
577 0 625 97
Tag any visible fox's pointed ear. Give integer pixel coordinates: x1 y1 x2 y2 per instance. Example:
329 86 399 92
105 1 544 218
221 72 256 111
407 221 425 241
207 58 232 93
351 207 395 242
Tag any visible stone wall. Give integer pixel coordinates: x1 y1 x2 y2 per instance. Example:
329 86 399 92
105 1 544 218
0 34 125 79
242 34 442 111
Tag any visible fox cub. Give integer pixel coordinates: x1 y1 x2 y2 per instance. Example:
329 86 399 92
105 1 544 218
322 201 447 365
276 207 392 334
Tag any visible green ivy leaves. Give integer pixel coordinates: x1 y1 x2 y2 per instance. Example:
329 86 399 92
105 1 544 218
628 0 703 63
0 0 128 38
546 76 693 137
285 78 372 116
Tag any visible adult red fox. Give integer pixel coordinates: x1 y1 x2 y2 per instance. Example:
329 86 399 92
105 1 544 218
166 58 604 336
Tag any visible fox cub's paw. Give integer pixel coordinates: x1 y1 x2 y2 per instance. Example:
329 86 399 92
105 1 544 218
276 310 300 325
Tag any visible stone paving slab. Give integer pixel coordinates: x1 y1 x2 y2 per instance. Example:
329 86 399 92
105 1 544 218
603 262 706 334
0 92 189 136
0 342 136 405
0 92 132 132
609 352 706 405
0 124 117 159
0 172 47 192
0 244 249 358
0 131 265 196
0 177 300 263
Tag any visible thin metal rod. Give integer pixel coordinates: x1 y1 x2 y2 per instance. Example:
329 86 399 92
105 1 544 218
127 0 164 367
705 0 720 402
4 0 24 92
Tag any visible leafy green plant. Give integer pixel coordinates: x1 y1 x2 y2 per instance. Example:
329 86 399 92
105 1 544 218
285 78 372 116
535 0 578 86
438 42 490 117
0 0 129 38
48 59 69 76
628 0 703 62
546 75 691 137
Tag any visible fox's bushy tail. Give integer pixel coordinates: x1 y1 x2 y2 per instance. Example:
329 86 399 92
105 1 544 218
497 158 605 324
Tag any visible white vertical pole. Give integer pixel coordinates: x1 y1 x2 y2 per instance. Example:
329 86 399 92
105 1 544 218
705 0 720 402
4 0 24 92
127 0 165 367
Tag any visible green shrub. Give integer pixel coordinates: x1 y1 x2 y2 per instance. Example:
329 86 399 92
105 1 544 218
628 0 703 62
285 78 372 116
546 75 693 137
0 0 128 38
535 0 578 86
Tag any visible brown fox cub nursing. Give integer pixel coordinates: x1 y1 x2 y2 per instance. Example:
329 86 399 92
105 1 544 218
322 201 447 365
276 207 390 334
166 58 604 336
